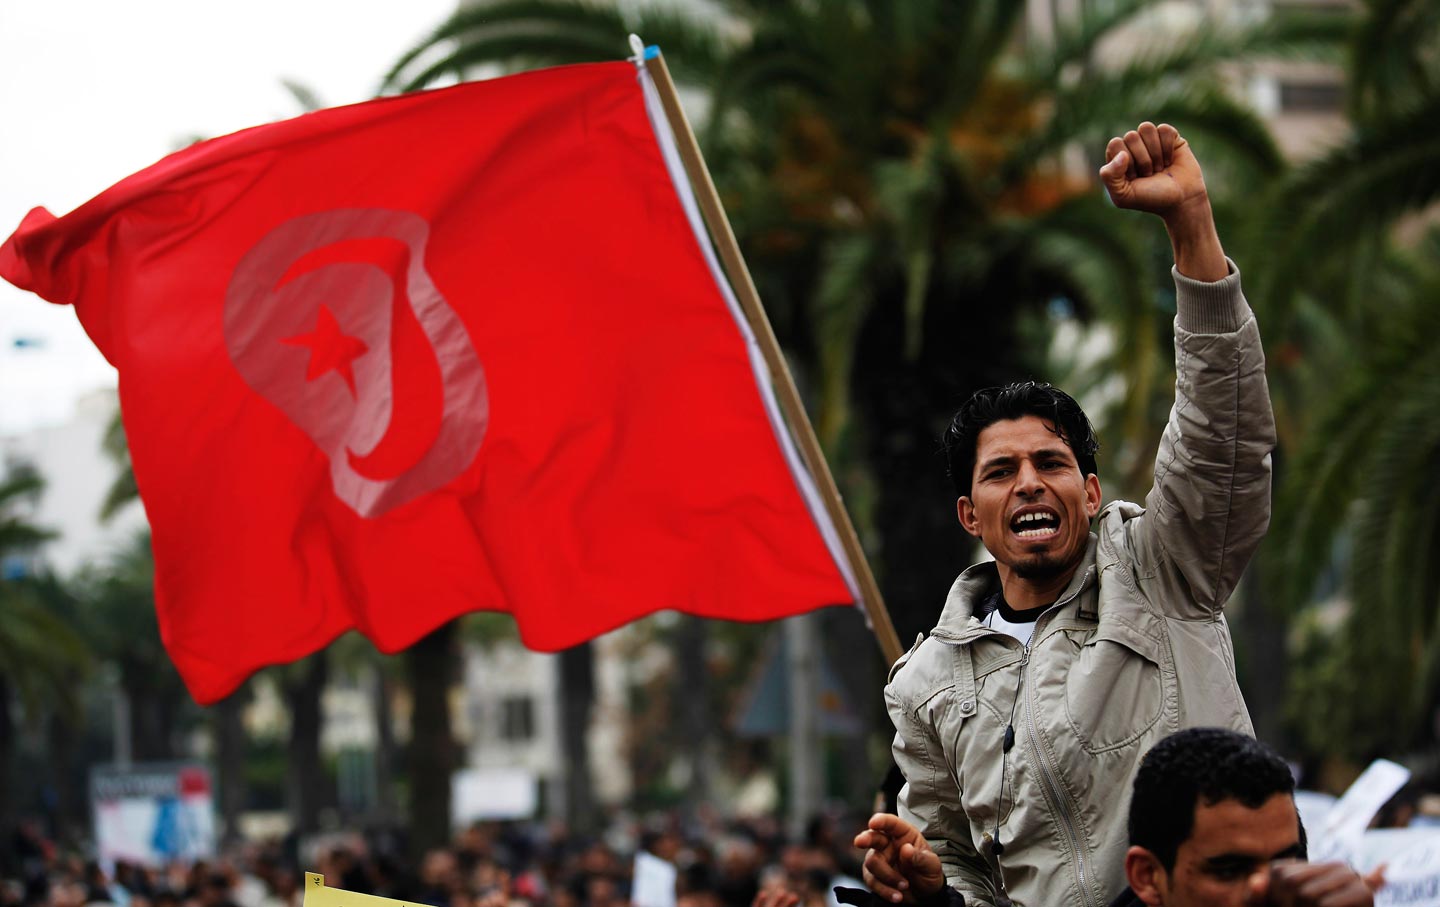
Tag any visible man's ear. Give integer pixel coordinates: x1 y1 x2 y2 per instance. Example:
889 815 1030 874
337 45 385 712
956 497 982 538
1124 846 1167 907
1084 473 1102 519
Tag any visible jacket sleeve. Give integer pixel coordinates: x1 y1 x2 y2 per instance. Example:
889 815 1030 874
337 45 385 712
1128 258 1276 618
888 683 997 907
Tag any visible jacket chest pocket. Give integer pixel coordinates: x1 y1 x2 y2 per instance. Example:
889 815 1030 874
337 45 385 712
939 646 1017 825
1059 621 1169 754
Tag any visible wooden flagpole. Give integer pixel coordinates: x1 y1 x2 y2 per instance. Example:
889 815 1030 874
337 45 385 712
638 43 903 666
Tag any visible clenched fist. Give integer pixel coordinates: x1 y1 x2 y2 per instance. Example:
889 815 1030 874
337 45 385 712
1100 121 1227 281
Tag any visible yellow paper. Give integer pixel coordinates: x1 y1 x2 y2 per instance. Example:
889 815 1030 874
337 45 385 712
304 874 428 907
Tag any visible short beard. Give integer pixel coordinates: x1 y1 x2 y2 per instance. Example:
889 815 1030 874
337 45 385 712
1012 552 1074 582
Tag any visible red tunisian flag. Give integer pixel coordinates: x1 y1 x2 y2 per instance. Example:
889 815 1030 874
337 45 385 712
0 61 858 704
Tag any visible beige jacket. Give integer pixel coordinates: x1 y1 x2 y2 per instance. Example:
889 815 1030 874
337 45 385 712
886 262 1275 907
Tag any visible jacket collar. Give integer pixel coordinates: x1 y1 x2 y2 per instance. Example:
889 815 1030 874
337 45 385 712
932 534 1101 641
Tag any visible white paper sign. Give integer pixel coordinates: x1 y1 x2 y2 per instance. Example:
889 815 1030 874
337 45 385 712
632 851 678 907
1312 759 1412 864
1357 829 1440 907
1295 790 1337 844
450 767 537 824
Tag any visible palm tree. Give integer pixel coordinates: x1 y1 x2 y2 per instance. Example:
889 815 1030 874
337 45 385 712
382 0 1333 647
0 471 89 827
406 621 460 858
74 533 194 760
1266 228 1440 758
1245 0 1440 761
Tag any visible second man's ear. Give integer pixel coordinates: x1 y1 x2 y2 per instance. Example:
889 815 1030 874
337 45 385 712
1123 846 1167 907
1085 473 1103 519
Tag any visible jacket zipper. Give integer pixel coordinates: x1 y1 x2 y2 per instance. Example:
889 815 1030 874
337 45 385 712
1019 635 1098 907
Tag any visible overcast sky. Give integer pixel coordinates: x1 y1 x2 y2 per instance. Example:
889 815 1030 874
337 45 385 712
0 0 459 434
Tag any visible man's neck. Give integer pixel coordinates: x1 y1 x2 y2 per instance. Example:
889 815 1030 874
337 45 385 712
995 565 1078 611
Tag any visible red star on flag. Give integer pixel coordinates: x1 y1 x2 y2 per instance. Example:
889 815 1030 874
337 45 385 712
282 305 369 396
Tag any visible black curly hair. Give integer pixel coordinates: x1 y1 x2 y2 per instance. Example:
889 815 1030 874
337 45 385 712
1129 728 1300 871
942 382 1100 498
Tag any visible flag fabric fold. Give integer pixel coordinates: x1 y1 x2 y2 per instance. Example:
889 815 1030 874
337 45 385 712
2 61 856 704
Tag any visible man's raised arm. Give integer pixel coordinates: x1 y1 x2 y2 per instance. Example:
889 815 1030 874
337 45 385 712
1099 122 1276 617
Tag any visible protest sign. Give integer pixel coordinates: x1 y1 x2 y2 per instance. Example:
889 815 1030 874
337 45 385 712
632 851 679 907
1358 829 1440 907
1312 759 1412 864
91 763 216 867
451 767 537 824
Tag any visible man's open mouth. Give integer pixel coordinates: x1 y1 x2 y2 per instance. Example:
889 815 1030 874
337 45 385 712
1011 509 1060 539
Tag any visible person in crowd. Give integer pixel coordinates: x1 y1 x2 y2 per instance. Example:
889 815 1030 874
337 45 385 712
1115 728 1371 907
883 121 1275 907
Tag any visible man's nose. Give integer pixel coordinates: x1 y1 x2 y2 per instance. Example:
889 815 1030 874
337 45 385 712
1015 461 1044 496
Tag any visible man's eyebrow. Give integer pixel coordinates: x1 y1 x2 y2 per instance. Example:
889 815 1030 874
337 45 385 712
978 454 1017 471
1199 840 1304 871
978 448 1076 471
1270 843 1304 861
1200 854 1265 872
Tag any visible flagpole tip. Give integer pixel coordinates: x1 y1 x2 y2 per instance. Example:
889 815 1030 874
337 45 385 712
627 34 660 63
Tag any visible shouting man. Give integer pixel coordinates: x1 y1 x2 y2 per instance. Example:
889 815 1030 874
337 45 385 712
876 122 1276 907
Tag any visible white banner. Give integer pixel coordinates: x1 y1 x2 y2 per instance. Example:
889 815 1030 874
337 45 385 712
1359 829 1440 907
632 851 678 907
91 763 216 867
1312 760 1412 864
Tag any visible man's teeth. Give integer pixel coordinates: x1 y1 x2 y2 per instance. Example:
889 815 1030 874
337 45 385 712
1013 512 1058 538
1016 527 1057 538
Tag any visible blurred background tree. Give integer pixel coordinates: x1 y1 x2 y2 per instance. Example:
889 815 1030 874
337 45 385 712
1259 0 1440 769
0 472 88 844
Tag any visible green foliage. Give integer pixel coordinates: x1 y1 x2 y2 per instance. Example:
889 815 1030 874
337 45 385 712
1268 229 1440 750
0 473 89 722
0 471 57 553
242 734 290 811
1257 0 1440 757
99 411 138 523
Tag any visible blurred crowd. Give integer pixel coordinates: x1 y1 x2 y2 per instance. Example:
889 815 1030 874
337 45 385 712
0 810 871 907
5 776 1436 907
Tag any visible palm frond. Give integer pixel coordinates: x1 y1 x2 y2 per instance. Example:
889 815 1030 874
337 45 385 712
1351 0 1440 119
0 581 90 720
812 231 881 447
1028 0 1166 84
1015 78 1283 184
1249 92 1440 320
0 472 56 552
382 0 726 94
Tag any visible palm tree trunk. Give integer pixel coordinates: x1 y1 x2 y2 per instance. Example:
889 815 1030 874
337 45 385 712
406 622 458 859
1236 559 1290 750
0 674 14 854
129 678 175 761
214 685 249 847
285 653 329 837
558 642 596 834
675 616 712 818
372 661 398 825
822 606 879 805
45 709 80 838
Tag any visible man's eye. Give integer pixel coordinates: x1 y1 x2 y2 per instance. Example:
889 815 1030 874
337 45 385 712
1205 865 1254 882
985 469 1011 480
